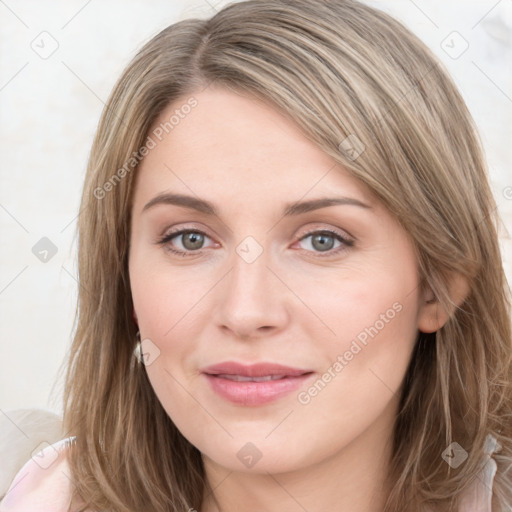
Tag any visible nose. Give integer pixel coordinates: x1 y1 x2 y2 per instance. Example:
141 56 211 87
214 246 290 340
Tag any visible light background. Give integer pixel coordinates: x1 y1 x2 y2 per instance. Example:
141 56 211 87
0 0 511 416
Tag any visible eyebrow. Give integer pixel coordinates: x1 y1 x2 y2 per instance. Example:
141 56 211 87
142 192 371 216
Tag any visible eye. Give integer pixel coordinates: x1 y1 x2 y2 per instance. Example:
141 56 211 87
156 227 354 258
295 229 354 257
157 228 215 256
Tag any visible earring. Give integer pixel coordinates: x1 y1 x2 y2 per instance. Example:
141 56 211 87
133 330 142 363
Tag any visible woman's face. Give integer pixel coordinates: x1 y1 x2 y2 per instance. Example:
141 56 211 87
128 86 433 475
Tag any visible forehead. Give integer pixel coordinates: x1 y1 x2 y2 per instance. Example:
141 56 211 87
132 86 375 213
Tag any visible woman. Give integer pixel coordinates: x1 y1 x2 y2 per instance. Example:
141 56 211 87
1 0 510 511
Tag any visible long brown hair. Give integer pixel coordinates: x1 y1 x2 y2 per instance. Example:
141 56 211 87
63 0 512 510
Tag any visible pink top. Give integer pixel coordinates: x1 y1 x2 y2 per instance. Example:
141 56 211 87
0 434 500 511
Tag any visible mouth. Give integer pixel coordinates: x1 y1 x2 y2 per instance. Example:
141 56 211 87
201 362 315 406
209 374 309 382
201 361 313 378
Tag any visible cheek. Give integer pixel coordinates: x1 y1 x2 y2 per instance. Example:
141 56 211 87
292 250 421 388
130 256 204 338
129 259 205 429
129 256 215 391
290 278 419 454
292 262 419 346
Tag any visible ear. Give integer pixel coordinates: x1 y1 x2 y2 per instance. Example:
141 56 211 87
417 273 470 333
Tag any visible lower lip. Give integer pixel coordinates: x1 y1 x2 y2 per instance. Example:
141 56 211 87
203 373 314 406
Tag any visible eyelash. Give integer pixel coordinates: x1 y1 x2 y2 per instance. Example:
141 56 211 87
156 227 354 258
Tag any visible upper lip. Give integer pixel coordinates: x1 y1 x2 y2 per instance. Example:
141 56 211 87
201 361 313 377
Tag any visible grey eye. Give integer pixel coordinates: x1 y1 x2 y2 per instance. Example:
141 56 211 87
180 232 205 250
310 233 336 252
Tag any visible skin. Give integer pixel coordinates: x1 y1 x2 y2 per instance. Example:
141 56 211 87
128 86 454 512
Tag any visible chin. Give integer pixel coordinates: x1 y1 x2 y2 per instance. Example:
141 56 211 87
198 435 320 475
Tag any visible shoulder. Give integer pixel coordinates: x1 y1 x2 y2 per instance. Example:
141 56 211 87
0 437 76 512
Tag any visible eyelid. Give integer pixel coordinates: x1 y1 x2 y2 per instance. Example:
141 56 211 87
293 227 354 258
156 226 216 249
297 224 354 242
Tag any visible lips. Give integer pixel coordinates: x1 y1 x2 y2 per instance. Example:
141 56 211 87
201 361 312 378
201 361 315 406
215 374 288 382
